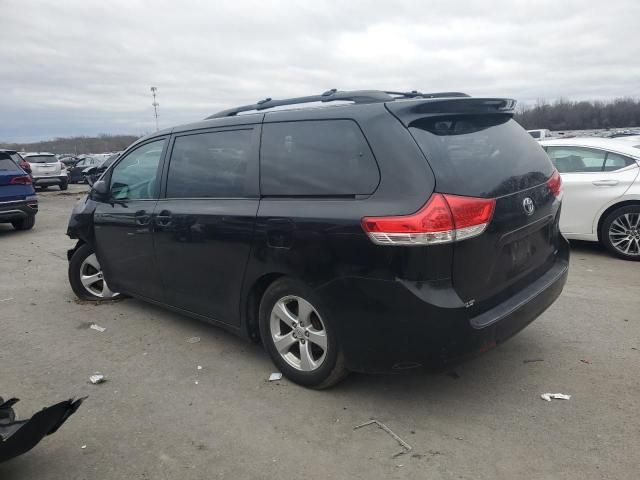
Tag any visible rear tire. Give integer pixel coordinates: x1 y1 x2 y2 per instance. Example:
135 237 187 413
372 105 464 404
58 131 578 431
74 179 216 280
259 278 348 389
60 180 68 191
600 205 640 261
12 215 35 231
68 244 121 301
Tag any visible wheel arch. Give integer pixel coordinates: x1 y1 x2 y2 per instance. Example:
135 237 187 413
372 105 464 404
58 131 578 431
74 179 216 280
244 272 286 342
67 239 87 261
596 199 640 241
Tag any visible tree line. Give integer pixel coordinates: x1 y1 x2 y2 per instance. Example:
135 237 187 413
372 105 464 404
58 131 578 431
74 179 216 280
2 98 639 152
0 134 140 155
515 97 640 131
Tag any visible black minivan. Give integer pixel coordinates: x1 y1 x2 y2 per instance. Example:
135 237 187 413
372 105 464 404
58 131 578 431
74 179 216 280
67 90 569 388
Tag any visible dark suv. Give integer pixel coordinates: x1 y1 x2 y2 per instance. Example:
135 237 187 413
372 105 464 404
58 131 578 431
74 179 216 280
66 90 569 388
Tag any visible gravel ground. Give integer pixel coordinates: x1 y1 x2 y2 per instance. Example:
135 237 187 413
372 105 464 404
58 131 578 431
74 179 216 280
1 184 639 480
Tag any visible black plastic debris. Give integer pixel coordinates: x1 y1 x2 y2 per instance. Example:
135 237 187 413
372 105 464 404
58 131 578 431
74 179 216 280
0 396 85 463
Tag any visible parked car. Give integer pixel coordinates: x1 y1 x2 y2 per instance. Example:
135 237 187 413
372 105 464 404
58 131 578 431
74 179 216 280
23 152 68 190
0 149 31 175
60 155 81 168
66 90 568 388
0 151 38 230
527 129 553 140
540 138 640 260
67 156 102 183
83 152 121 184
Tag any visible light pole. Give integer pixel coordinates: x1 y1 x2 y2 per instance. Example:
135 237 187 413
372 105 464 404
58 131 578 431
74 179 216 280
150 86 159 131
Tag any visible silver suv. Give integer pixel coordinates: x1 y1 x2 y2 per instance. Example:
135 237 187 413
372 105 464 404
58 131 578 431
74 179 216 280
23 153 68 190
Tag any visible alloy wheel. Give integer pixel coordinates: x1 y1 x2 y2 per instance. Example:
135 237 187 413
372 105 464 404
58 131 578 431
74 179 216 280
608 212 640 257
269 295 327 372
79 253 120 298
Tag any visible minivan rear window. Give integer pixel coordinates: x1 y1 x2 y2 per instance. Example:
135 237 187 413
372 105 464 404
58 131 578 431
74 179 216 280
410 115 554 198
260 120 379 196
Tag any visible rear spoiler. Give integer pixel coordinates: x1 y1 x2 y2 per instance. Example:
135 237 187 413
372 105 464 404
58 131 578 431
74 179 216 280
385 97 516 127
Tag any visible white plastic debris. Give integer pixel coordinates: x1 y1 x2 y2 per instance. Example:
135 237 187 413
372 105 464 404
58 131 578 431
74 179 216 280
197 365 203 370
0 297 14 302
268 372 283 382
90 324 106 333
81 445 87 449
541 393 571 401
187 336 201 344
194 381 199 385
89 374 105 384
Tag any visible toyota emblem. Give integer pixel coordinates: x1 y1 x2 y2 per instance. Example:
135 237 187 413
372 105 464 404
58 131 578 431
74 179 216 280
522 197 535 215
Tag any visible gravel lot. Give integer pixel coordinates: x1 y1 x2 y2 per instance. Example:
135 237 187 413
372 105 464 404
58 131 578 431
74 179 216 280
1 184 639 480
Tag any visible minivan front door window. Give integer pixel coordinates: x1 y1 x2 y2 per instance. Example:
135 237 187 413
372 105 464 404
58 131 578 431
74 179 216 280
110 140 165 200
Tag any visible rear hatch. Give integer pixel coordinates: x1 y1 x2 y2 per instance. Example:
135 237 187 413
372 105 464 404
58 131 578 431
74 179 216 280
27 155 61 176
387 98 561 307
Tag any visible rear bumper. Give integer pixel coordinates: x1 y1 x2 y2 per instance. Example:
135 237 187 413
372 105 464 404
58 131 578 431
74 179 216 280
0 199 38 222
33 175 66 186
317 242 569 373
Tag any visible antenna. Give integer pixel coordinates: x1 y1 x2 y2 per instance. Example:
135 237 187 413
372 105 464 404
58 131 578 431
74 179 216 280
150 86 159 131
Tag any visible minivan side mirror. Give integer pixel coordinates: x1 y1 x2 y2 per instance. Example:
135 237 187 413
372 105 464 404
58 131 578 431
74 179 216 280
91 179 108 199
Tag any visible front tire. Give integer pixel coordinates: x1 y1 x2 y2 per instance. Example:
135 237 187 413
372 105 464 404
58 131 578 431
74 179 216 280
68 244 121 300
601 205 640 261
259 278 347 388
12 215 35 231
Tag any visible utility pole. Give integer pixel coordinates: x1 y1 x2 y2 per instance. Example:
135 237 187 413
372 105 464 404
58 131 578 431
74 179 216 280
150 86 159 131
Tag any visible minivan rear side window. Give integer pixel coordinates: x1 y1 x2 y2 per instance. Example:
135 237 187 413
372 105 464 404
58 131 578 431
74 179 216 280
260 120 379 196
410 114 554 198
167 129 255 198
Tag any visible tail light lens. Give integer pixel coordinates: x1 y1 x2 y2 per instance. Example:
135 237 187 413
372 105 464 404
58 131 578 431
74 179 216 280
546 169 562 198
10 175 33 185
362 193 495 246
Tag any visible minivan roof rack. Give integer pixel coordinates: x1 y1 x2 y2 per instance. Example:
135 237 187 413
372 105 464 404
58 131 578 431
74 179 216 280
206 89 470 119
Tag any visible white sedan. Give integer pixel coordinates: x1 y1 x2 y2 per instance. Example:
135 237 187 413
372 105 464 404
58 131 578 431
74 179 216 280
540 137 640 260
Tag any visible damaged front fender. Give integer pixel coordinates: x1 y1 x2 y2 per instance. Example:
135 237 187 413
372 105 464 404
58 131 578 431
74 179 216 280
0 396 85 463
66 194 97 245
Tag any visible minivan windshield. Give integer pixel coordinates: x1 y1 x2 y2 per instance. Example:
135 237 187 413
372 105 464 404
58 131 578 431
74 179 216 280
26 155 57 163
409 114 554 198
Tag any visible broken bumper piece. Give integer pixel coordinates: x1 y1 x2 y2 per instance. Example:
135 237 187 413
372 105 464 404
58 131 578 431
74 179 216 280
0 396 85 463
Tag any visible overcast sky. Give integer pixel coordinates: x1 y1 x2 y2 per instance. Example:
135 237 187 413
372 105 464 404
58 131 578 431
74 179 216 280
1 0 638 142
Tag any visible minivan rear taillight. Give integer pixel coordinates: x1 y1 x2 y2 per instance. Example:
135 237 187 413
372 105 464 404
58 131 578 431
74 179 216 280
10 175 33 185
362 193 495 246
546 169 562 198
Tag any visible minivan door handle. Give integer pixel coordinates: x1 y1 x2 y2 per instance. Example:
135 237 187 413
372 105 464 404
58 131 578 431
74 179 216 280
156 210 173 227
592 179 618 186
134 210 151 226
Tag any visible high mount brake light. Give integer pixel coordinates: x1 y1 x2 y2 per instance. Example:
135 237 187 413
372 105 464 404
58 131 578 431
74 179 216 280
361 193 495 246
546 169 562 198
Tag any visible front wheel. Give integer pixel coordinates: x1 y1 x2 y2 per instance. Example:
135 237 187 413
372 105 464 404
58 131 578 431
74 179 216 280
68 244 121 300
259 278 347 388
601 205 640 261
